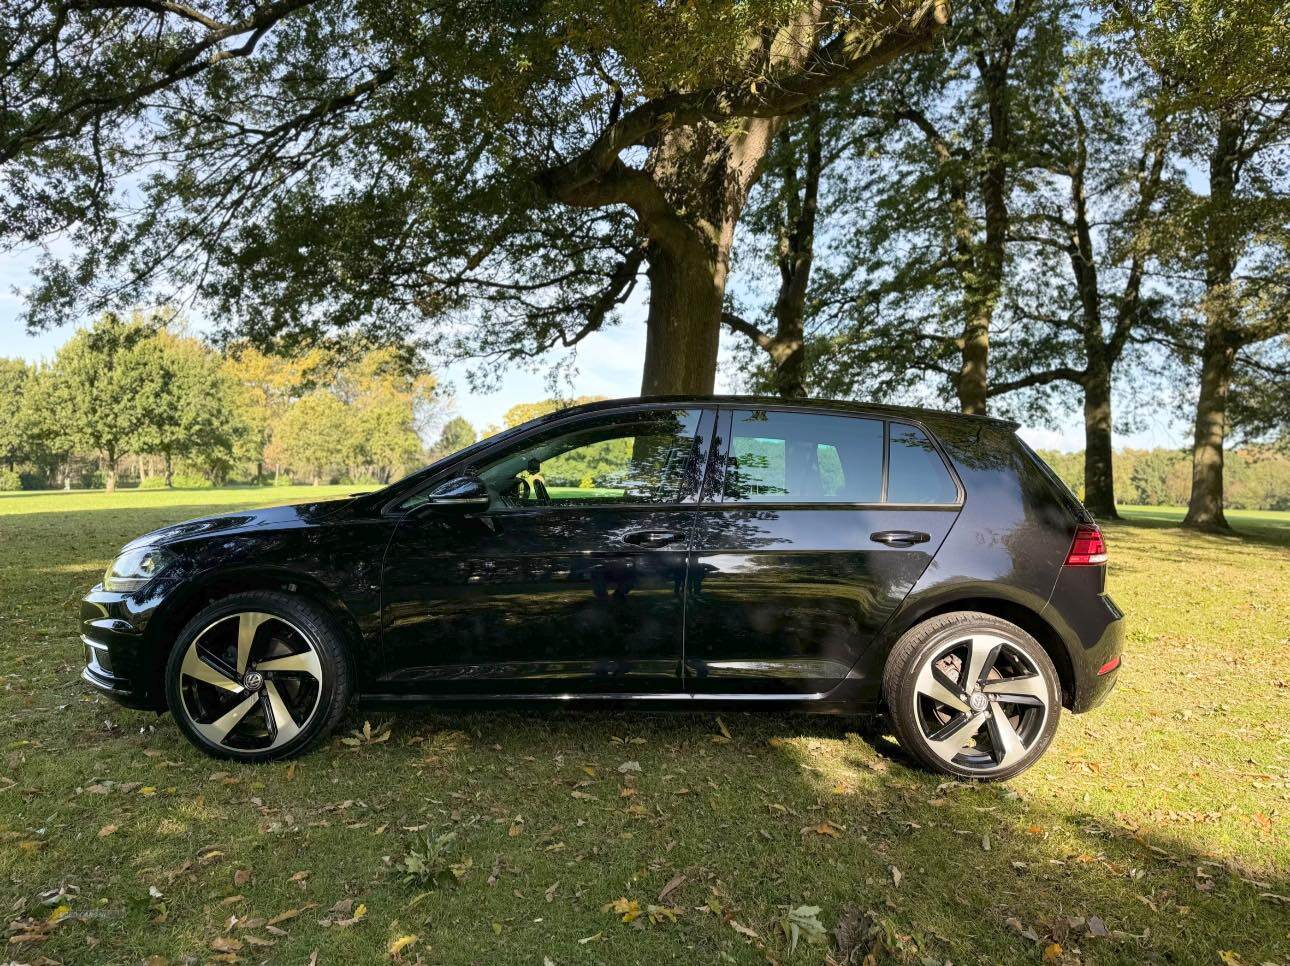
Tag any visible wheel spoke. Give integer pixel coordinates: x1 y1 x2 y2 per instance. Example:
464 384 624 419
915 661 969 712
961 635 1001 689
256 650 322 682
193 692 259 746
236 612 270 675
925 710 987 762
986 702 1026 767
981 673 1047 706
181 646 242 693
263 681 301 749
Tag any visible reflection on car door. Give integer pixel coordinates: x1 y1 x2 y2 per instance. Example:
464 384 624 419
685 408 963 696
378 407 714 696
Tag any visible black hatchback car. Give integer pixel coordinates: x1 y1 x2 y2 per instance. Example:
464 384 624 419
82 396 1122 779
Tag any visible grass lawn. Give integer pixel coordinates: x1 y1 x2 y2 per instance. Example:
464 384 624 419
1 488 1287 964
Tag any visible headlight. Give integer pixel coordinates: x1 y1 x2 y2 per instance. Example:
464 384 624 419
103 547 178 592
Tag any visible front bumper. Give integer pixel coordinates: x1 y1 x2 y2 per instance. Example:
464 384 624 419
80 586 167 710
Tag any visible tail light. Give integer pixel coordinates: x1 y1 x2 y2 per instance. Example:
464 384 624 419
1065 523 1107 566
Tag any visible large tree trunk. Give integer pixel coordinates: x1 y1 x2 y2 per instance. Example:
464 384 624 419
957 314 990 414
1081 355 1118 519
954 46 1012 416
164 453 174 488
640 241 724 395
1183 328 1234 531
1183 113 1242 532
103 453 117 493
638 118 780 395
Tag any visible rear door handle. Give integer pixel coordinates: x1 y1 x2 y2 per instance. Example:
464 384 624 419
870 530 930 547
622 529 686 548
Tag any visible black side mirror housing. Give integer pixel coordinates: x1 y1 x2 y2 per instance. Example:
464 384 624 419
415 475 490 515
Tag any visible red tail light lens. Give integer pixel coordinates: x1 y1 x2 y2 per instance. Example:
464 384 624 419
1065 524 1107 566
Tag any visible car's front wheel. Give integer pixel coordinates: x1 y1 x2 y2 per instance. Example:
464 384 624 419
165 591 352 761
883 611 1061 780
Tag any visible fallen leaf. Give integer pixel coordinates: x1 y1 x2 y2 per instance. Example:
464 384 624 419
658 873 686 902
98 824 118 838
388 934 417 958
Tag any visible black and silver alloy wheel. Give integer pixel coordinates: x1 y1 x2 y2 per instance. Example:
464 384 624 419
166 591 352 761
884 612 1061 780
179 612 322 752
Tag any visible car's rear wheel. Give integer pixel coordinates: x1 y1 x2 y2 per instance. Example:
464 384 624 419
883 611 1060 780
165 591 352 761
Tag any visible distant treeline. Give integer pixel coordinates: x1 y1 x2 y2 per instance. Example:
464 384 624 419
1037 448 1290 512
0 312 441 492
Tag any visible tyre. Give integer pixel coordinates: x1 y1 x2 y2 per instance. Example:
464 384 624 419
165 591 353 761
882 611 1060 780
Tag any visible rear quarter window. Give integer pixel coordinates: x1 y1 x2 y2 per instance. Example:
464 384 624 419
886 424 959 504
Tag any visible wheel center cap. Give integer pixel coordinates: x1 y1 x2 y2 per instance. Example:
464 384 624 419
243 670 264 692
969 691 989 712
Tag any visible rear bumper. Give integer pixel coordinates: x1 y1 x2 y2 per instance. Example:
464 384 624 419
80 586 167 710
1042 568 1124 714
1069 596 1123 712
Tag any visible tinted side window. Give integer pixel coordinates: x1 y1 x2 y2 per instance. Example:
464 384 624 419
723 410 883 503
887 424 958 504
479 409 704 507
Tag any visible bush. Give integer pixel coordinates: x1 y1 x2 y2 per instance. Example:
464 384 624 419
0 469 22 491
170 472 213 489
138 476 169 489
271 476 296 487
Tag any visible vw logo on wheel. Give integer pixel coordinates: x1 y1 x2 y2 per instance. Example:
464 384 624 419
242 670 264 691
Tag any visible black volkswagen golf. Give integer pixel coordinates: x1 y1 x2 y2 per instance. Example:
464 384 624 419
81 396 1122 779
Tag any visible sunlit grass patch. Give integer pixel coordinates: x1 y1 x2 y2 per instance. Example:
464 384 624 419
0 490 1286 963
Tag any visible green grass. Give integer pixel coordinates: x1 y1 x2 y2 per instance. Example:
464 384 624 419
1 491 1287 964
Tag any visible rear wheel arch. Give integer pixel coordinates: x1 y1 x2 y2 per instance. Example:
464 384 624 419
884 595 1075 710
146 569 362 707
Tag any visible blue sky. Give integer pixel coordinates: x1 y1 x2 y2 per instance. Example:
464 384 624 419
0 244 1186 452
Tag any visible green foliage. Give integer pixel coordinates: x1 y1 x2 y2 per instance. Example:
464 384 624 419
397 830 464 890
1036 446 1290 510
0 358 30 466
427 416 477 462
1 0 875 366
43 313 159 486
130 329 245 484
0 469 21 491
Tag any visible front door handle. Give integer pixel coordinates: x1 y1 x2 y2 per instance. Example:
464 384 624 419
621 529 686 548
870 530 930 547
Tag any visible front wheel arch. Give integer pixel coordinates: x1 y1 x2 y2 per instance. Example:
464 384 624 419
146 568 362 709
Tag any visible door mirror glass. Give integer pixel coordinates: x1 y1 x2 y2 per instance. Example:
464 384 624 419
412 475 490 514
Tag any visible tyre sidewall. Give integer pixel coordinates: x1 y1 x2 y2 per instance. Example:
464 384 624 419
165 591 351 762
885 613 1061 781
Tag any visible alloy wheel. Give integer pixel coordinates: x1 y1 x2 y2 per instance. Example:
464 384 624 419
177 611 324 753
912 633 1050 773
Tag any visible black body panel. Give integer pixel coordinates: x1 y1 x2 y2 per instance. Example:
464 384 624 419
77 395 1122 722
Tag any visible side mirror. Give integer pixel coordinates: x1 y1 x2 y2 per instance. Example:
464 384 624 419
416 475 490 514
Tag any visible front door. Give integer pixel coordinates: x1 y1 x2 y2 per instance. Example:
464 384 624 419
378 407 713 696
685 408 962 695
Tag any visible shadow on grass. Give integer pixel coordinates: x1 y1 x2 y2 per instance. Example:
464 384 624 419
6 697 1288 964
1111 509 1290 551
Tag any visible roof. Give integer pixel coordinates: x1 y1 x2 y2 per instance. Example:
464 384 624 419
531 395 1020 431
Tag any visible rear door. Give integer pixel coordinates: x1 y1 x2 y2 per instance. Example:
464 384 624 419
685 408 963 695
